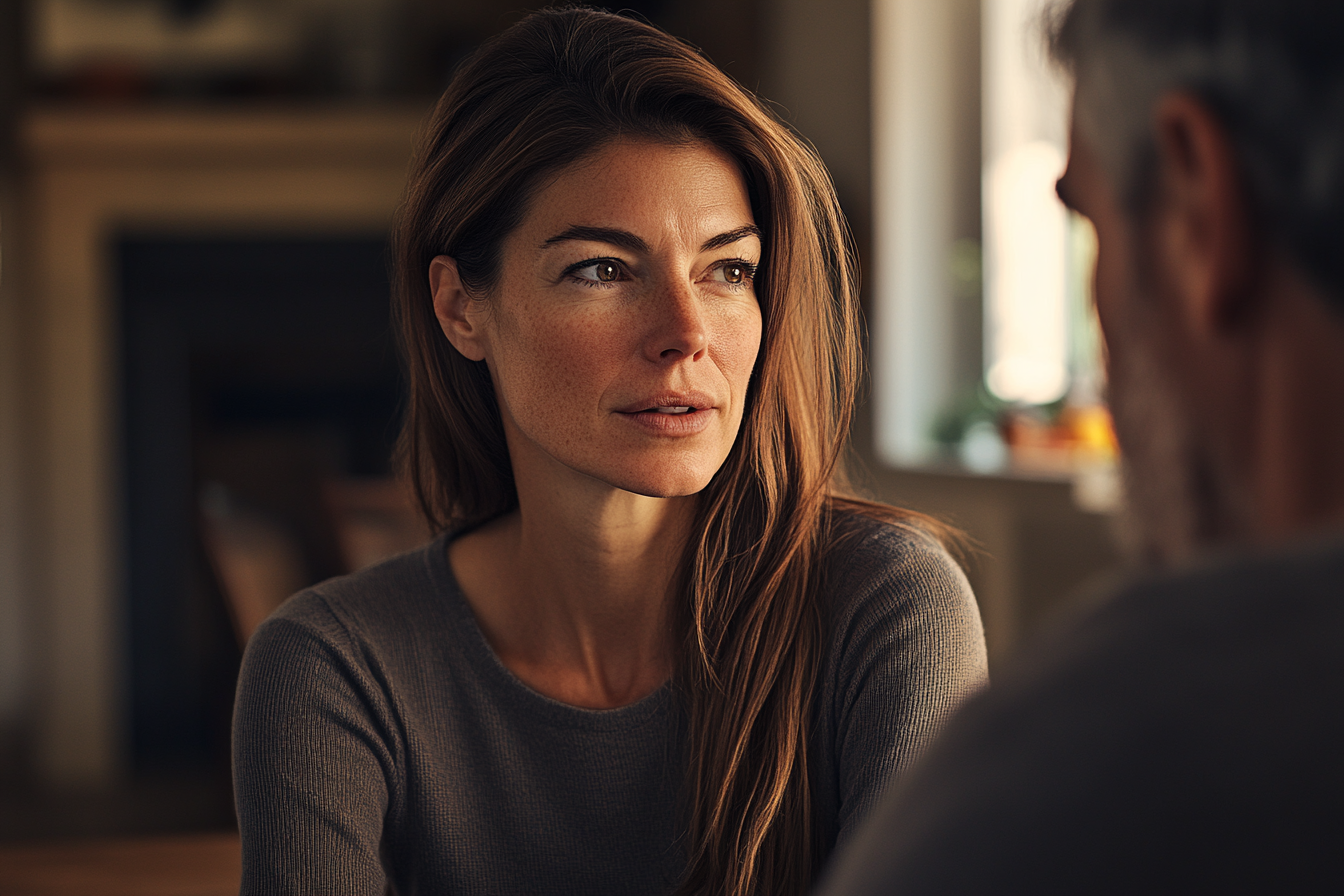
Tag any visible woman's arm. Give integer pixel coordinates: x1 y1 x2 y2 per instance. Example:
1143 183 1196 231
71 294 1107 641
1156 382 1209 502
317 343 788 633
233 596 397 895
822 525 989 845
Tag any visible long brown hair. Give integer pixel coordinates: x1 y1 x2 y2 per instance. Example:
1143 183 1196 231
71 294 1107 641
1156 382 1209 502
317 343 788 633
391 8 945 893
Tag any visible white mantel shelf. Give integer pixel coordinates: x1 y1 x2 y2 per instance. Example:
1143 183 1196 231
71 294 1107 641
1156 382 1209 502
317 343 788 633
24 104 430 164
14 103 426 786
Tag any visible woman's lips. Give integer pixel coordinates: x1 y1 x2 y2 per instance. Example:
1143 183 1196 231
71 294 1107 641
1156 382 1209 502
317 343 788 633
616 405 716 435
615 392 715 414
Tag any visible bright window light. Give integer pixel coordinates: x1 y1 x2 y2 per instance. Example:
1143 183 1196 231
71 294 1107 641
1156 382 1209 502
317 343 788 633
982 0 1071 405
985 139 1069 403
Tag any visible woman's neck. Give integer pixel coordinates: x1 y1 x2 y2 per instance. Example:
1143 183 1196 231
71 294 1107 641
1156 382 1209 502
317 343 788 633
449 477 695 709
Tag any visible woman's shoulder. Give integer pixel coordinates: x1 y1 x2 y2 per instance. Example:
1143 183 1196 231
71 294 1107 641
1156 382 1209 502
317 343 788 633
237 535 468 732
260 534 455 650
822 503 968 600
818 502 983 653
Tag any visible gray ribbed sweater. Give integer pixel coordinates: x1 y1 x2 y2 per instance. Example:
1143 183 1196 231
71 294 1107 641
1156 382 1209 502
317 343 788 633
232 514 987 895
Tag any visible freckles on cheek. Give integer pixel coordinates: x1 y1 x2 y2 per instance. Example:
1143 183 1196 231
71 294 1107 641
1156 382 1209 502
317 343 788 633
502 312 607 407
722 315 763 381
725 343 760 384
486 314 549 416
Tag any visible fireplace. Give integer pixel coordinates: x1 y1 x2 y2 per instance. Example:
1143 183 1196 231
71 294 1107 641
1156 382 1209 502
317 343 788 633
17 106 425 785
118 234 404 775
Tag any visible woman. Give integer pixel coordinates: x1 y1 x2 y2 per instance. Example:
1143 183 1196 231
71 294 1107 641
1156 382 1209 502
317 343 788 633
233 8 987 895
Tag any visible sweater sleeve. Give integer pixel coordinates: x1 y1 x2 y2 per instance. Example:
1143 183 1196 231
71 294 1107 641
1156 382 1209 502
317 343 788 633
825 525 988 845
232 594 397 895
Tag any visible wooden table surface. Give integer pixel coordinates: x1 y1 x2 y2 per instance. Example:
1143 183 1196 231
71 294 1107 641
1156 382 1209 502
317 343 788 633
0 832 240 896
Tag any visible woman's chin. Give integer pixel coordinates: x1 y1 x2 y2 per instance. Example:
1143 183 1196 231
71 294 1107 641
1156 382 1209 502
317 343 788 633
586 461 719 500
610 474 713 500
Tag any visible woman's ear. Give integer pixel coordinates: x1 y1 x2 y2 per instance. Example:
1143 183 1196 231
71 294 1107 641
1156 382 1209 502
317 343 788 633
429 256 489 362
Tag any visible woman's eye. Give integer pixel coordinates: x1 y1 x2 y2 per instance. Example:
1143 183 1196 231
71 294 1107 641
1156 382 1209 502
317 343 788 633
570 260 623 284
710 261 756 286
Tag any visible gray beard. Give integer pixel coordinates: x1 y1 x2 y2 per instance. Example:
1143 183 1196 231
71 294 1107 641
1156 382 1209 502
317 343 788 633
1105 299 1238 569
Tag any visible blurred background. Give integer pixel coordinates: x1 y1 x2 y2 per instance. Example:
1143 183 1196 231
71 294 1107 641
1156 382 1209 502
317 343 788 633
0 0 1121 880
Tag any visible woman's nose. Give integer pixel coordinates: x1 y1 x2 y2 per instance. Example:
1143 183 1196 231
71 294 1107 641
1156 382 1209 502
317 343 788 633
644 279 708 363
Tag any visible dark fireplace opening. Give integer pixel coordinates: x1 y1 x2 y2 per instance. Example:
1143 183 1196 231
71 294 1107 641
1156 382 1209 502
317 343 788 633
118 234 410 798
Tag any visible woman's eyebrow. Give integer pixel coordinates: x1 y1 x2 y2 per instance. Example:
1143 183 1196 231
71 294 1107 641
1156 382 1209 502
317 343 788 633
540 224 762 253
701 224 762 252
542 226 649 253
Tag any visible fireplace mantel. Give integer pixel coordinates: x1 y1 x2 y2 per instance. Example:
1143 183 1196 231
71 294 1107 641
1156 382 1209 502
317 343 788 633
16 104 426 784
25 106 428 164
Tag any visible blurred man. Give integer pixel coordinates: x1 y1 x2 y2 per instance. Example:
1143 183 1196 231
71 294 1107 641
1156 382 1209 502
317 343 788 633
819 1 1344 892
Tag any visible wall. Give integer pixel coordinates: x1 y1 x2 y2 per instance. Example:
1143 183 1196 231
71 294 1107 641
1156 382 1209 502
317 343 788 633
872 0 984 464
759 0 872 235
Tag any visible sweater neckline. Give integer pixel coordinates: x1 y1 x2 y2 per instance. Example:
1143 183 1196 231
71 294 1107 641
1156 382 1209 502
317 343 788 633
422 530 674 732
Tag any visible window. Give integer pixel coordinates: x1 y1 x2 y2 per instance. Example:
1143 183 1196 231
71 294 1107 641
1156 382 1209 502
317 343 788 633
872 0 1114 505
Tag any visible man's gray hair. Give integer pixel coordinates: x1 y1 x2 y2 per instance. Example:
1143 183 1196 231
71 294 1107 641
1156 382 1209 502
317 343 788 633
1047 0 1344 305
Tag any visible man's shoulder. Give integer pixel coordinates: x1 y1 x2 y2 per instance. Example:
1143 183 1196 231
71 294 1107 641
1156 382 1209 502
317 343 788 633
820 535 1344 896
1012 534 1344 699
964 534 1344 777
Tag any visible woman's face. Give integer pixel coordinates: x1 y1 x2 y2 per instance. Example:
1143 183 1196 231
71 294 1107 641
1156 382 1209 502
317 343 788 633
434 139 764 500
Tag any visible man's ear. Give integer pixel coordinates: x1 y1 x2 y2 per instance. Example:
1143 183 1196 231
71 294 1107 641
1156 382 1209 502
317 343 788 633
429 256 489 362
1151 93 1258 336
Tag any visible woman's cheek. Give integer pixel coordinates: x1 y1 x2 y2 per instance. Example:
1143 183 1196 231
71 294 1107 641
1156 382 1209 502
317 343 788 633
715 305 763 379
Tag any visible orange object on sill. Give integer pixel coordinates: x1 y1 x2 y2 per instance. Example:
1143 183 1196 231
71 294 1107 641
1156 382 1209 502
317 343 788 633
1002 402 1118 475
